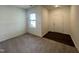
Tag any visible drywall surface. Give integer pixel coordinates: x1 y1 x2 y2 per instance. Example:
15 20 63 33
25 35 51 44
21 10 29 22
41 7 49 36
49 7 71 35
26 6 42 37
70 6 79 51
0 6 26 42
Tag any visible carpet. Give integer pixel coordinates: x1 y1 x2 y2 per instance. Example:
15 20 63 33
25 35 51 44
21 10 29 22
43 31 75 47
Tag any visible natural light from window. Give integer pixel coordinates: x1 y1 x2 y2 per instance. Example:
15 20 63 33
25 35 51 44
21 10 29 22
29 13 36 28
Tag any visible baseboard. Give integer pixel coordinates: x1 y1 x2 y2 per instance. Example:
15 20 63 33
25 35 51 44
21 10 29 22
0 32 27 43
70 35 79 52
42 31 49 37
26 32 42 38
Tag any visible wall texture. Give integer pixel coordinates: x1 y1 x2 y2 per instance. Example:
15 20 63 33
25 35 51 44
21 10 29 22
26 6 49 37
70 6 79 51
49 7 71 35
41 7 49 36
0 6 26 42
26 6 42 37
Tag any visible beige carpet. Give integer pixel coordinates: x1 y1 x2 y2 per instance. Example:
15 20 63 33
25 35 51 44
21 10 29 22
0 33 78 53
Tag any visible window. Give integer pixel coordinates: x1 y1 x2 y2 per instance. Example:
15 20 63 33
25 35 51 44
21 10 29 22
29 13 36 28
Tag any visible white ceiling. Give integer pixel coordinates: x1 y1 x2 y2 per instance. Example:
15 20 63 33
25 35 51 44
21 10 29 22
42 5 70 10
14 5 58 9
13 5 33 9
12 5 70 10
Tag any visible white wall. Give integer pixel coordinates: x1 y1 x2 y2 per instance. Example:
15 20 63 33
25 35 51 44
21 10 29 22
0 6 26 42
26 6 49 37
70 6 79 51
49 7 71 34
41 7 49 36
26 6 42 37
26 6 72 38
